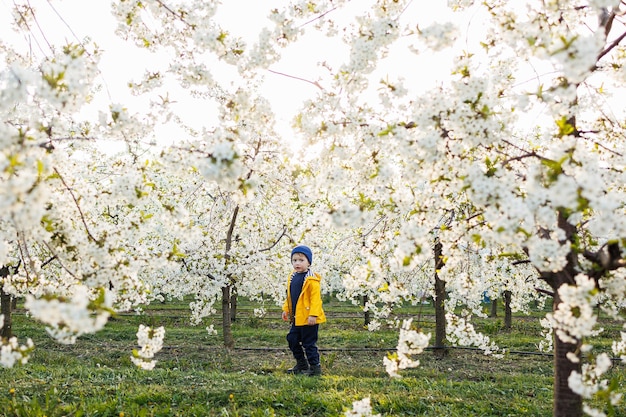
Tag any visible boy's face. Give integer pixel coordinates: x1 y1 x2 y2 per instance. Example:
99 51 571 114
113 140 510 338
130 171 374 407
291 252 310 272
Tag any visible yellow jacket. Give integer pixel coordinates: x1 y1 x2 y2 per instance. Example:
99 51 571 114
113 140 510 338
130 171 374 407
282 270 327 326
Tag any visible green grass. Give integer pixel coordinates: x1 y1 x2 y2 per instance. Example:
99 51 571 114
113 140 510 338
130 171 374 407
0 299 623 416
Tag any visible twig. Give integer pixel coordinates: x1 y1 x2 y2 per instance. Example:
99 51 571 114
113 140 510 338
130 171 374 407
154 0 193 28
54 168 98 243
11 0 48 57
43 241 78 280
267 69 324 90
15 229 33 283
501 152 539 165
297 6 339 29
598 28 626 61
259 226 289 252
26 0 52 52
535 287 554 298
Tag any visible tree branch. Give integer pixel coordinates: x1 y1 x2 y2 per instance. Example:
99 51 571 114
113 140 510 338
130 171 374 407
16 230 33 283
583 242 626 273
297 6 340 29
267 69 324 90
501 152 539 165
54 168 98 244
578 130 624 157
598 28 626 61
259 226 289 252
535 287 555 298
41 255 57 268
154 0 193 28
43 241 78 280
331 216 387 252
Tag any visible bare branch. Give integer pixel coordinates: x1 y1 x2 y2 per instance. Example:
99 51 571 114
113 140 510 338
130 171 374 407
267 69 324 90
578 133 624 158
332 216 387 252
26 0 52 52
54 168 98 243
154 0 193 28
15 229 33 283
297 6 340 29
598 28 626 61
41 255 57 268
43 241 78 280
535 287 555 298
259 226 289 252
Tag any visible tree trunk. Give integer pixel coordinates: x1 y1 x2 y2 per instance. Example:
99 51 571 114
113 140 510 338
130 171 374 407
0 288 12 339
550 210 583 417
230 287 238 322
433 239 447 358
503 290 512 330
553 291 582 417
489 297 497 318
221 285 234 349
221 205 239 349
362 294 371 327
0 265 14 340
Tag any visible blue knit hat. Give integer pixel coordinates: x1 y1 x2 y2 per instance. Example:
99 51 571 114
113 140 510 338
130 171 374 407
291 245 313 265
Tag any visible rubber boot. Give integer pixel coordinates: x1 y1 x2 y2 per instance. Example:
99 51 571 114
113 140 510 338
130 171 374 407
305 364 322 376
286 359 309 374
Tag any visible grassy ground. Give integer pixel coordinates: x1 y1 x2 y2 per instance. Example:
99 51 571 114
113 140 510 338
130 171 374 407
0 298 624 416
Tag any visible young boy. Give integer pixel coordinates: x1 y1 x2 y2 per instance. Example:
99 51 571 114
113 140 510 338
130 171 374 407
281 245 326 376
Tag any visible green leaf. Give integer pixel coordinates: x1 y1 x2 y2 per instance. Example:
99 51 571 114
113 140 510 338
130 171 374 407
555 116 575 137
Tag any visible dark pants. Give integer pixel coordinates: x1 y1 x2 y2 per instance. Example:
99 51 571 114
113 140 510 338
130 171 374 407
287 324 320 366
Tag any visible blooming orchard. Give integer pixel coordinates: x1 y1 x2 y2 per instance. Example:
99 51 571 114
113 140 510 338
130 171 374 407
2 1 626 416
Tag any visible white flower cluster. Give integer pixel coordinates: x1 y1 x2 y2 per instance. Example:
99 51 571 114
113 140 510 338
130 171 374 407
130 324 165 371
0 315 34 369
24 286 113 345
206 324 218 336
419 22 459 51
383 319 430 378
446 312 501 356
253 307 266 318
568 351 622 417
568 352 612 398
549 274 602 345
343 397 381 417
447 0 475 10
526 235 571 273
549 32 605 84
366 320 382 332
538 317 554 353
612 328 626 361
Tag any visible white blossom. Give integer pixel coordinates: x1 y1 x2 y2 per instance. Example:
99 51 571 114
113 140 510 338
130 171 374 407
131 324 165 370
0 336 34 368
384 319 430 378
550 274 602 345
343 397 381 417
25 286 113 344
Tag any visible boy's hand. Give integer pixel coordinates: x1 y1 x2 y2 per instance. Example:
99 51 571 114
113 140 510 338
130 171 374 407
307 316 317 326
282 311 289 321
